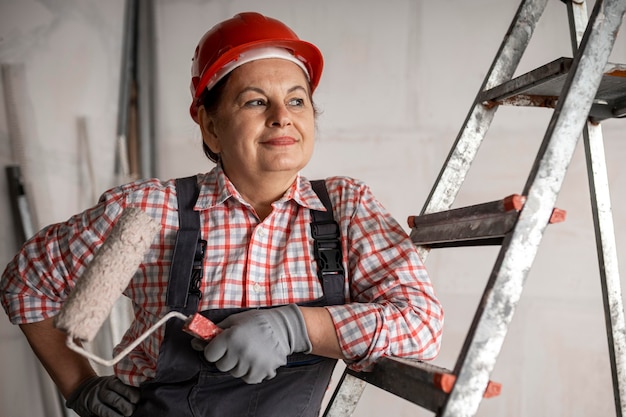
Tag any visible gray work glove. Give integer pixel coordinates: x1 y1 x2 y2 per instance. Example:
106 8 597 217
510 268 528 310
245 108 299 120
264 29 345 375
193 304 312 384
66 375 140 417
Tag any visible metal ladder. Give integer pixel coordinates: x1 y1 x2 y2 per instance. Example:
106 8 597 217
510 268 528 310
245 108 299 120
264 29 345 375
322 0 626 416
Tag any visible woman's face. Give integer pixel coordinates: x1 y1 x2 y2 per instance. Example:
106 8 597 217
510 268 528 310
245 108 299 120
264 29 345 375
200 58 315 184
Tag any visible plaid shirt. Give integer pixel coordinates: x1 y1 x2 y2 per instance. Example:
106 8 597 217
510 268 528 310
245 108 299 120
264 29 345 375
1 164 443 386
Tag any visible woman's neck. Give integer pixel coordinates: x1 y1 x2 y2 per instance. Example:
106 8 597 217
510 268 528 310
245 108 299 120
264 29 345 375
225 168 297 221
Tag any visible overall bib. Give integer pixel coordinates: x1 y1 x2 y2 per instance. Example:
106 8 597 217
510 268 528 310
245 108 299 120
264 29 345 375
133 177 345 417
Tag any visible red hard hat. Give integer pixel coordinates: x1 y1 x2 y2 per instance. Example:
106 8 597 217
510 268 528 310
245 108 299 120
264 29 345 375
189 12 324 122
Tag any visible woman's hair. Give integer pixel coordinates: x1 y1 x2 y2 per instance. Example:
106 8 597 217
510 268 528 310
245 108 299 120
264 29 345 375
199 75 230 162
199 72 319 163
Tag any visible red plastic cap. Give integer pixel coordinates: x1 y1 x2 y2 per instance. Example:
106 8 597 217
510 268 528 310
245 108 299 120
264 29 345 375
189 12 324 122
182 313 223 341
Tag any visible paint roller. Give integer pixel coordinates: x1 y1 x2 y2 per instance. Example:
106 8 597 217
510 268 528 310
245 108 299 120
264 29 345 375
54 207 221 367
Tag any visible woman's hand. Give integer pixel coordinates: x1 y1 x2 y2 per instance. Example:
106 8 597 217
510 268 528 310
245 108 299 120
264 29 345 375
194 304 311 384
66 375 140 417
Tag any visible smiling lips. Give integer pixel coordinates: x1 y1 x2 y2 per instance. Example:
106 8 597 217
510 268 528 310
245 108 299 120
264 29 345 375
262 136 298 146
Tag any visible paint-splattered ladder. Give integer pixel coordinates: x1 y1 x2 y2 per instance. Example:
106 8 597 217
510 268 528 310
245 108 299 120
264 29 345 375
323 1 626 416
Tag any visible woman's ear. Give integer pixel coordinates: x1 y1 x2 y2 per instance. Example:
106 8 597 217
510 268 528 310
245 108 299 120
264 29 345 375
198 106 221 154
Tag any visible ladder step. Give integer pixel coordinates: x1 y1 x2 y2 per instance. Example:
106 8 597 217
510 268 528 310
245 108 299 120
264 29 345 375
346 357 501 413
408 194 565 248
477 57 626 122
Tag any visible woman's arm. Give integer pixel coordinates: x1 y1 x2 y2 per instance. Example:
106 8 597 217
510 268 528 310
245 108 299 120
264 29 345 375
300 306 345 359
19 317 97 398
21 317 142 417
321 178 444 370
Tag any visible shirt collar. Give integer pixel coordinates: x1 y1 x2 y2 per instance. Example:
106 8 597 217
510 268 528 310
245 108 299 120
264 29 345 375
292 175 328 212
193 163 234 210
193 163 327 212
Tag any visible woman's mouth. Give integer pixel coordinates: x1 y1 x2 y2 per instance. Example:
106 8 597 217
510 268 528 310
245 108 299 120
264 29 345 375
262 136 297 146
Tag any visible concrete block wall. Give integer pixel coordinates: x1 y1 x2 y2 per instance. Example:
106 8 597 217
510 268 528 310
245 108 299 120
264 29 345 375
1 0 625 416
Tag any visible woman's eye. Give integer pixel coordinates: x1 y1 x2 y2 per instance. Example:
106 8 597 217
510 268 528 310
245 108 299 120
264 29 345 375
245 99 266 107
288 98 305 106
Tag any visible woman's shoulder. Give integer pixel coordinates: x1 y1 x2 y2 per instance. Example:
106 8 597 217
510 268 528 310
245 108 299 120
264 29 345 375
316 175 368 194
97 172 218 215
317 176 380 207
307 176 375 214
99 177 178 204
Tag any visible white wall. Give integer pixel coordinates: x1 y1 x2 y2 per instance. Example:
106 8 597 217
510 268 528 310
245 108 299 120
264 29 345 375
1 0 625 416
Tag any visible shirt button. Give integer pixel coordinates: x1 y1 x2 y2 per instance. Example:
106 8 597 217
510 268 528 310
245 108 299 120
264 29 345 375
257 228 265 238
253 283 262 293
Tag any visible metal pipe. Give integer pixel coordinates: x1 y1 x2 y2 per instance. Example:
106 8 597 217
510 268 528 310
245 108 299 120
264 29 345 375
137 0 157 178
115 0 138 180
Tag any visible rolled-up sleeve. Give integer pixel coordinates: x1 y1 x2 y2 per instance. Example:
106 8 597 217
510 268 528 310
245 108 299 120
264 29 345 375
324 179 443 370
1 192 124 324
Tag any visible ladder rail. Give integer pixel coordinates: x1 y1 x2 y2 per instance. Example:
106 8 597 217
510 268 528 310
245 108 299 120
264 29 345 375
440 1 626 416
567 2 626 415
321 372 367 417
324 1 550 415
416 0 549 218
323 1 626 415
520 2 625 197
583 118 626 417
413 0 549 262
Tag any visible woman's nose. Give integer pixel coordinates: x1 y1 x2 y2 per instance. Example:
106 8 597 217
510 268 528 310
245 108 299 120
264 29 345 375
268 104 292 127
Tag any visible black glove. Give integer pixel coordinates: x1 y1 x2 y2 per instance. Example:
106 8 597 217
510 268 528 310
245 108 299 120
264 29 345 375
66 375 140 417
193 304 312 384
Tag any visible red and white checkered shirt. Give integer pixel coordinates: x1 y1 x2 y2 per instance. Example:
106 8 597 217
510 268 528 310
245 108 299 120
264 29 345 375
1 164 443 386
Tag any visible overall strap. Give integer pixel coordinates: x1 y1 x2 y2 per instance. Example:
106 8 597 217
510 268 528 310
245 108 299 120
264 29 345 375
167 176 206 314
310 180 346 306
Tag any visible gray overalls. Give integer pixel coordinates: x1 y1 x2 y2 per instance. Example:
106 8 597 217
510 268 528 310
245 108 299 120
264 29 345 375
133 177 345 417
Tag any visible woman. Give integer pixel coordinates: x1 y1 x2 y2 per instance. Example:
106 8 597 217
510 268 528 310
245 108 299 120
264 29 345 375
0 12 443 417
